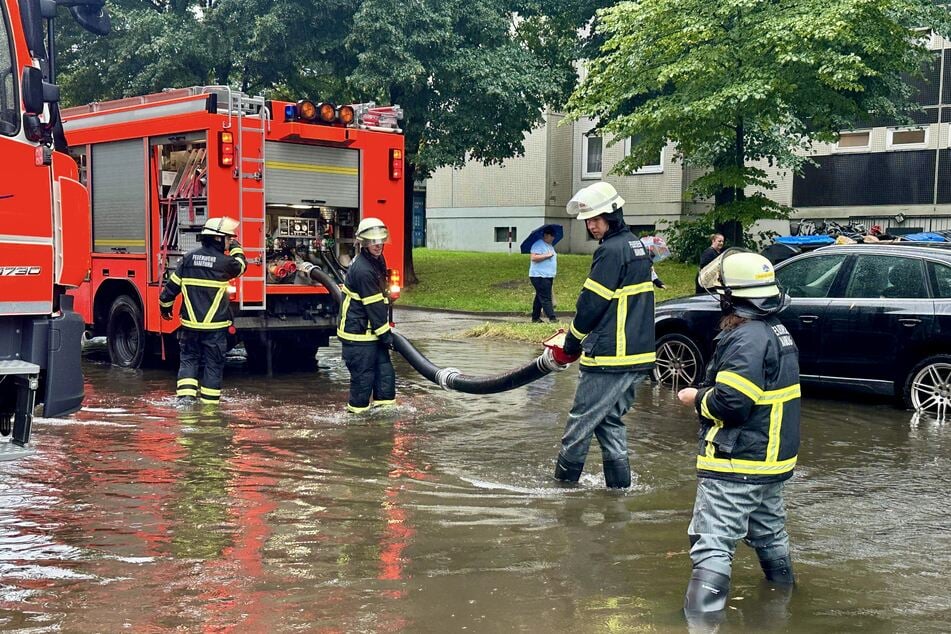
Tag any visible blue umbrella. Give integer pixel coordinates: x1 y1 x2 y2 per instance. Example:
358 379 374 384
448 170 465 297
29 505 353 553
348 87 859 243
520 224 564 254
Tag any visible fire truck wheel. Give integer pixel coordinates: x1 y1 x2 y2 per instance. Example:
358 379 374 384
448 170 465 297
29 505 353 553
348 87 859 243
106 295 146 368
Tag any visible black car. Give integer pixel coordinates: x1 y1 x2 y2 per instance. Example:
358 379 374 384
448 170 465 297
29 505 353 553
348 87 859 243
654 243 951 413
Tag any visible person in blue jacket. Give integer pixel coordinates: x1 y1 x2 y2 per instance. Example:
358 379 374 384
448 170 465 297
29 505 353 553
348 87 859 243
529 227 558 323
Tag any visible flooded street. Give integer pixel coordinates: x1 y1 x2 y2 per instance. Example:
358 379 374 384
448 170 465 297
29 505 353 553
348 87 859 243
1 309 949 632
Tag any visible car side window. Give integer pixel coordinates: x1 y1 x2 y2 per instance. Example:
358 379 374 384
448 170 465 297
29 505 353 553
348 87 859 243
844 255 928 299
775 254 847 298
928 262 951 299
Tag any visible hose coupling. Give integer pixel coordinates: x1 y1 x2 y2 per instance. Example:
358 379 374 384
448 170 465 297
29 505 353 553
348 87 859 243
434 367 462 390
538 348 568 373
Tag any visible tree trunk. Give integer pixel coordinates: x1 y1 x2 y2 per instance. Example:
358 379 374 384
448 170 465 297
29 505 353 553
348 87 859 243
713 120 745 246
403 162 418 286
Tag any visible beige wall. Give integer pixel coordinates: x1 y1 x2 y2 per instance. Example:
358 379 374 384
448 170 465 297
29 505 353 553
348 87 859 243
426 120 550 209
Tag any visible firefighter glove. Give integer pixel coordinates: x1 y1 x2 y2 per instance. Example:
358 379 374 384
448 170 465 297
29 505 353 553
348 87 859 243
378 331 395 349
160 305 173 321
563 332 582 357
551 344 580 366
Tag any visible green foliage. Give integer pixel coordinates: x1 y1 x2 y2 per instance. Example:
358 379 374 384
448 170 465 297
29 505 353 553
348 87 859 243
566 0 951 228
661 217 779 264
346 0 587 179
56 0 353 106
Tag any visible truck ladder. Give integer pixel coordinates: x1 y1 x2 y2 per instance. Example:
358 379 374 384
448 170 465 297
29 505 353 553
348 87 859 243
226 91 268 311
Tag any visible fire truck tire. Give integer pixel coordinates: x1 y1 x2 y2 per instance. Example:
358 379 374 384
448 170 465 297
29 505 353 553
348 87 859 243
106 295 146 368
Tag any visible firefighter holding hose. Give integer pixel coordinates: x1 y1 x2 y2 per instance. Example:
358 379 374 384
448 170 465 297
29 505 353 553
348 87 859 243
160 216 247 405
555 182 656 489
338 217 397 413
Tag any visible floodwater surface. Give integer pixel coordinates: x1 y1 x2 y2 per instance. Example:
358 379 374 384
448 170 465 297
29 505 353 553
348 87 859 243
0 309 948 632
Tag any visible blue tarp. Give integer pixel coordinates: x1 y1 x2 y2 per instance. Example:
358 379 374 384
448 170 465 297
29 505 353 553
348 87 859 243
774 235 836 246
901 232 947 242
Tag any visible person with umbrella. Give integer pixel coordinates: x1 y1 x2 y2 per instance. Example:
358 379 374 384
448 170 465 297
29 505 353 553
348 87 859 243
526 225 560 323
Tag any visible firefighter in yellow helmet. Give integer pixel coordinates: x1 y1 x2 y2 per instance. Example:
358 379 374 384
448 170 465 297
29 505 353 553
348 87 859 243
338 217 396 413
159 216 247 405
555 182 656 488
677 249 801 623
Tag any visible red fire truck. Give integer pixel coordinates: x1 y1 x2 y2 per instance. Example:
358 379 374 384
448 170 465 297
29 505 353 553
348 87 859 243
61 87 405 372
0 0 109 458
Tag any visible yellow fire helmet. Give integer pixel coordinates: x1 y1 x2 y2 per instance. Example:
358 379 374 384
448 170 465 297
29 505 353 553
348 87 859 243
200 216 240 237
699 248 780 298
356 217 389 244
566 182 625 220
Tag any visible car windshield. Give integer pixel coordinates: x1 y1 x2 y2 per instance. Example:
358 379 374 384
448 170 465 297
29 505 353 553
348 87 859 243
776 254 847 298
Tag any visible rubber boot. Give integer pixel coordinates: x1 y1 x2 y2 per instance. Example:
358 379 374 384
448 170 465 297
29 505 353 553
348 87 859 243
553 455 584 483
603 456 631 489
684 568 731 615
760 555 795 585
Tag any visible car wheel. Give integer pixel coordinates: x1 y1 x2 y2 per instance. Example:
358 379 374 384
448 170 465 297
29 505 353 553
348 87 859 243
653 333 704 390
903 354 951 417
106 295 146 368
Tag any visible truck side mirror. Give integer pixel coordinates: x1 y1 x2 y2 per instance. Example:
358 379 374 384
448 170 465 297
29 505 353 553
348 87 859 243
21 66 44 114
56 0 110 35
67 2 110 35
17 0 47 60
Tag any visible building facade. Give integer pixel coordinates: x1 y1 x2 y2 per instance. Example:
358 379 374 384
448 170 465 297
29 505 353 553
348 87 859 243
425 37 951 252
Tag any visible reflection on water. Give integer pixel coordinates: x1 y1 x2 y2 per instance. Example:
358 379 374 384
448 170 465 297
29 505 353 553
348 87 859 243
0 318 948 632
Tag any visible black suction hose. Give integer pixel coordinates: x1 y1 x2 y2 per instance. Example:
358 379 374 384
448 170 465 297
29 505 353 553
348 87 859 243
308 267 566 394
390 331 564 393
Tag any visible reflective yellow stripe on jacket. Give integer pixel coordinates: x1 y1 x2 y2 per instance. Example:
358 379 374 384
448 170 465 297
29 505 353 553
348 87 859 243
579 280 654 368
337 285 389 342
698 371 801 475
180 278 232 329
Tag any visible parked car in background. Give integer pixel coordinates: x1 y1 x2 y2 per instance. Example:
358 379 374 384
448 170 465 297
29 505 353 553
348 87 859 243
653 243 951 415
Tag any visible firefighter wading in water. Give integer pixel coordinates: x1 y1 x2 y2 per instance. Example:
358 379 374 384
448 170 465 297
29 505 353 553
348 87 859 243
677 248 801 623
160 217 247 405
338 217 396 413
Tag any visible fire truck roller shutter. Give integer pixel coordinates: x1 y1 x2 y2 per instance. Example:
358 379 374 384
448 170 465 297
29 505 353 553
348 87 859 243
90 139 147 254
264 142 359 208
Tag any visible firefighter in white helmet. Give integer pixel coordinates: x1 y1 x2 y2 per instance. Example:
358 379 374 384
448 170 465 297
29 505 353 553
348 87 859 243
554 182 656 489
160 216 247 405
677 249 800 622
338 217 397 413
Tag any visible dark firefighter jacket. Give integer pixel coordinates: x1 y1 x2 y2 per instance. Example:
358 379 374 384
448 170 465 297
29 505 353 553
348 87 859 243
159 242 247 330
694 316 801 483
337 252 391 345
566 226 655 372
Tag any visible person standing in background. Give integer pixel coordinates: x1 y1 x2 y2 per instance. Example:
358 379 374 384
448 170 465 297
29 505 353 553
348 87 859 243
530 227 558 323
696 233 725 294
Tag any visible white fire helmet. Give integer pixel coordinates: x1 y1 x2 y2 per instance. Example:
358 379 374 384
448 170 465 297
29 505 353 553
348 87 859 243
356 217 389 244
200 216 239 237
566 182 625 220
699 249 780 298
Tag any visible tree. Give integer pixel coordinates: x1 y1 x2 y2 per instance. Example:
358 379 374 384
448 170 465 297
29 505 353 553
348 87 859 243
566 0 951 244
56 0 357 106
346 0 588 283
56 0 601 283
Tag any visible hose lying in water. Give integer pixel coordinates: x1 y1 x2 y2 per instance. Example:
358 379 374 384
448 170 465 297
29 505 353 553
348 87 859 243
308 266 568 394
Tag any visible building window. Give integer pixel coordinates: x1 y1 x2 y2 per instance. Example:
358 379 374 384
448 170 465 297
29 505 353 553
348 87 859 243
623 139 664 174
582 134 602 179
887 127 927 149
494 226 517 242
835 130 870 152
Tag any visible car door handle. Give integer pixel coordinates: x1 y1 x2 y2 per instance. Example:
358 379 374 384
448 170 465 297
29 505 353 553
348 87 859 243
799 315 819 324
899 318 922 327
